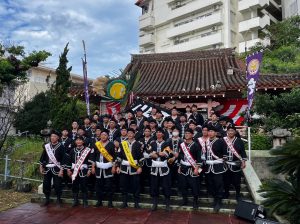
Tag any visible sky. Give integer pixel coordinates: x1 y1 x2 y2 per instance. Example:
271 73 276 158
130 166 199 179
0 0 140 79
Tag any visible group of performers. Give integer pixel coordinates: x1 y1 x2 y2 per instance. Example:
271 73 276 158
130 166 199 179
39 105 247 212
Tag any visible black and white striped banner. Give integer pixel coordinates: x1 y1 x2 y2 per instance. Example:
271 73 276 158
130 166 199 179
130 99 170 118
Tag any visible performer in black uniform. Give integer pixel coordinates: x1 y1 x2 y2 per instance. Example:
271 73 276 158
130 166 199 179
139 125 154 193
135 108 146 131
178 114 189 139
92 129 116 207
223 126 247 201
108 119 120 142
178 128 201 209
39 130 65 207
149 128 171 211
205 125 227 212
166 126 182 187
67 136 94 208
116 128 143 209
191 104 204 126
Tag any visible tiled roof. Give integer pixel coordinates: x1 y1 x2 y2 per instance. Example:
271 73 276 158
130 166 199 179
124 49 300 97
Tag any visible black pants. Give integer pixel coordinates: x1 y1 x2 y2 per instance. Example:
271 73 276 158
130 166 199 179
72 175 88 194
178 174 198 197
224 170 242 197
141 165 150 193
206 172 224 199
43 170 62 198
150 173 171 198
95 177 114 201
120 173 140 200
170 164 179 187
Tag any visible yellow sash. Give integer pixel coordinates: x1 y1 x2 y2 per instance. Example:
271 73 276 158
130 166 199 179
121 141 139 169
95 141 113 162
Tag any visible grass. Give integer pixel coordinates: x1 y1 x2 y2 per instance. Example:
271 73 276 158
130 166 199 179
0 189 32 212
0 136 44 185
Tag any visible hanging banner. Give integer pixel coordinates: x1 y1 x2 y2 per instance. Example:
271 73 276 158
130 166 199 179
130 99 171 118
246 51 263 111
106 101 121 115
107 80 127 101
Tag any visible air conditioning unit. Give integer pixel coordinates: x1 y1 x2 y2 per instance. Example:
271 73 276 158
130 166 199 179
214 5 220 11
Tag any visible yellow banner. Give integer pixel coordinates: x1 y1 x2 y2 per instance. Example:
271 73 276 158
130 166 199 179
95 141 113 162
121 141 139 169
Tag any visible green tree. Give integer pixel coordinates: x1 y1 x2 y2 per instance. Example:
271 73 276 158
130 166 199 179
259 138 300 223
0 44 51 88
0 43 50 151
254 88 300 131
49 43 73 130
14 92 51 135
241 16 300 74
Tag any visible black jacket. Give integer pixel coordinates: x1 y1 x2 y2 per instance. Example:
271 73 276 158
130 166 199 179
94 141 116 178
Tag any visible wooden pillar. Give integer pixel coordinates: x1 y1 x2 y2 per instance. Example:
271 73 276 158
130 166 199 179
207 98 212 118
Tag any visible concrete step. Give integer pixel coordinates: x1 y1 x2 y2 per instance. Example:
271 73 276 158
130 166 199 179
58 191 251 205
31 194 238 214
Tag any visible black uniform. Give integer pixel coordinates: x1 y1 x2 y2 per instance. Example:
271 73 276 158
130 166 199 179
108 128 120 142
139 136 155 192
191 112 204 126
136 116 146 131
178 123 189 139
118 140 143 206
205 138 227 202
223 137 247 199
166 137 183 186
178 141 201 206
94 141 116 205
67 146 94 206
61 137 73 154
39 142 65 203
149 140 171 204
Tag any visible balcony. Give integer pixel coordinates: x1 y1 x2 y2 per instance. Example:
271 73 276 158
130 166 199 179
168 32 222 52
239 38 270 53
139 33 155 47
239 15 270 33
139 14 154 31
167 12 222 39
238 0 269 12
168 0 222 21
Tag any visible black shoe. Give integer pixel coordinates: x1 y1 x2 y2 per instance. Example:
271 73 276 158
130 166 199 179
151 197 158 211
121 202 128 208
41 197 50 207
83 193 88 208
56 198 62 208
134 201 141 209
95 201 103 207
165 199 171 212
72 200 79 207
193 197 198 210
180 197 188 206
213 199 222 213
108 201 114 208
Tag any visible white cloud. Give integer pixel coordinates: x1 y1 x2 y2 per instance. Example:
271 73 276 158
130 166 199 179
0 0 140 78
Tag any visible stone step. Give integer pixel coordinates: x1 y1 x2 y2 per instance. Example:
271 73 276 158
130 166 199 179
31 194 238 214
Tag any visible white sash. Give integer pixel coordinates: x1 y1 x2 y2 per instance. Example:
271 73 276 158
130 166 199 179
72 147 91 182
45 143 62 169
197 137 208 154
180 142 197 169
223 137 242 161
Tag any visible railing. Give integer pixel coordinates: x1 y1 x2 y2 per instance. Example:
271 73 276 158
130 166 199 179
0 155 42 183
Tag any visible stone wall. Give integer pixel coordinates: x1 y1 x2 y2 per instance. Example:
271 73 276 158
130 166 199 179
247 150 284 181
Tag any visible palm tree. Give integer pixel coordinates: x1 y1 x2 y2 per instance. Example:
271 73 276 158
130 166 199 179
259 137 300 224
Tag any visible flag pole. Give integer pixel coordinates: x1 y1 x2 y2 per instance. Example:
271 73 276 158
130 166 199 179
82 40 90 116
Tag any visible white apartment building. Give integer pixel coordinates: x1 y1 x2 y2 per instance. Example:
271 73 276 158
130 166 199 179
282 0 300 18
22 65 93 101
135 0 282 53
